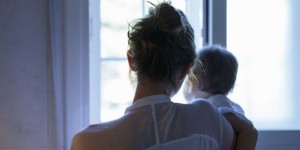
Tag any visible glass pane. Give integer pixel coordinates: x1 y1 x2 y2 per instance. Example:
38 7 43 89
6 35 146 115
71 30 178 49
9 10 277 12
100 61 134 122
227 0 300 130
100 0 142 58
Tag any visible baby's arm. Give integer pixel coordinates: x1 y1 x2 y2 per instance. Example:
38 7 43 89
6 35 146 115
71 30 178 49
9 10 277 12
224 113 258 150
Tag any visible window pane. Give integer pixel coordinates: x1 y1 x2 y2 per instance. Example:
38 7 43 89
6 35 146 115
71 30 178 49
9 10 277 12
100 0 142 58
227 0 300 130
100 61 134 122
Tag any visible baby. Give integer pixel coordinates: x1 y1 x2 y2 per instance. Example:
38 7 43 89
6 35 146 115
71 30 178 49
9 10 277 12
183 45 258 150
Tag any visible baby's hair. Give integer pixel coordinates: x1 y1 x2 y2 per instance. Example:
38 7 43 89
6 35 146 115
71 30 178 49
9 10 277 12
128 1 196 84
189 45 238 95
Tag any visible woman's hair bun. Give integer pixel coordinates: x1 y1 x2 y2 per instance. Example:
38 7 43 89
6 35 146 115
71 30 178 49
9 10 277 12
151 2 182 32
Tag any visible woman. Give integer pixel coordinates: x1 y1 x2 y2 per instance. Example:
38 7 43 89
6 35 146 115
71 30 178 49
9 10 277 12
71 2 233 150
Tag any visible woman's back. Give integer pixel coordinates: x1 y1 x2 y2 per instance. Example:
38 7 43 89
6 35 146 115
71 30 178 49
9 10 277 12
71 95 233 150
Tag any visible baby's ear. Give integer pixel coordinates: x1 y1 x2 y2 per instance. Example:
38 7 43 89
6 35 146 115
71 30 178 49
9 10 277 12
127 51 137 71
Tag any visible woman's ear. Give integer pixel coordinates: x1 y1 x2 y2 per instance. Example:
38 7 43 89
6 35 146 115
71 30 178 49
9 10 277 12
127 51 137 71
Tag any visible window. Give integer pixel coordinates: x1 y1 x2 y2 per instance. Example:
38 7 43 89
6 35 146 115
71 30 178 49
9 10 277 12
227 0 300 130
99 0 203 122
64 0 300 149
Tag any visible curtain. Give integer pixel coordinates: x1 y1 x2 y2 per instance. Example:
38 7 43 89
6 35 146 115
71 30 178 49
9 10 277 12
48 0 64 149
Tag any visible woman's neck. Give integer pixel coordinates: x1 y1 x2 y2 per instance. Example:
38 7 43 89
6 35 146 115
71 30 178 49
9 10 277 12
133 79 172 102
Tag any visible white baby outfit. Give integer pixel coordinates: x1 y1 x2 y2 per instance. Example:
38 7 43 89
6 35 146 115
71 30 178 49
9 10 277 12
206 94 253 125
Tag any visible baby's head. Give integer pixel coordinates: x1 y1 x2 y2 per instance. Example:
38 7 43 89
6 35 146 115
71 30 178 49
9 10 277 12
183 45 238 101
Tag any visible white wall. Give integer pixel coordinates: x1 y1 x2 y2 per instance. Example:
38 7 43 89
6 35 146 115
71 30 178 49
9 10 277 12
0 0 90 149
0 0 62 149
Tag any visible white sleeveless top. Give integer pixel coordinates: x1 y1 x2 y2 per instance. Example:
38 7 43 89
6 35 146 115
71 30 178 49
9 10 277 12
126 95 222 150
71 95 233 150
145 134 219 150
